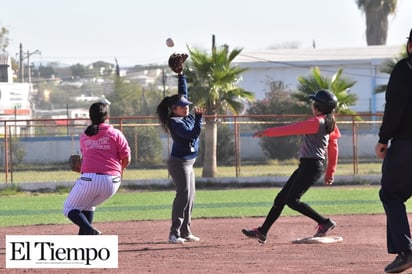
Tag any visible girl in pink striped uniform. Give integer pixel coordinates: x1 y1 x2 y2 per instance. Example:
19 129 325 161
63 102 131 235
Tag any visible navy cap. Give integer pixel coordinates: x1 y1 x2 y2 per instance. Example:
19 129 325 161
175 96 192 107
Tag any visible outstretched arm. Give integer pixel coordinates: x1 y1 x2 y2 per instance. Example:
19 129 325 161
254 117 320 138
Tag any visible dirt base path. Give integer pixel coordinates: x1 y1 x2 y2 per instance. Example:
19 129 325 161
0 214 395 273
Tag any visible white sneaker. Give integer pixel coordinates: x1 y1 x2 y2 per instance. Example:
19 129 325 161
168 235 186 244
185 234 200 242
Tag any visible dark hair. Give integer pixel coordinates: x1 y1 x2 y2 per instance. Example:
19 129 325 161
156 94 182 133
84 102 109 136
309 90 337 134
324 113 336 134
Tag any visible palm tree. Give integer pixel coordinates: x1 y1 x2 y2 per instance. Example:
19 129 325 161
375 47 407 93
184 45 254 177
356 0 397 45
294 67 358 114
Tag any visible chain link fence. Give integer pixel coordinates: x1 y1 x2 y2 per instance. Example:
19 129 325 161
0 114 383 184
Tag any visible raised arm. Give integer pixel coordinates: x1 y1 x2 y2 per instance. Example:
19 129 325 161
178 74 188 98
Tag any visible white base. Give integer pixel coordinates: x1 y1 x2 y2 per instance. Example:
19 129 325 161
292 236 343 244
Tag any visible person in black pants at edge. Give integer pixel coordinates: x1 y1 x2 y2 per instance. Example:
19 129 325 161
375 28 412 274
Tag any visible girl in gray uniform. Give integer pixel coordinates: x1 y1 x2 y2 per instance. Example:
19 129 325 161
242 90 340 243
157 56 204 244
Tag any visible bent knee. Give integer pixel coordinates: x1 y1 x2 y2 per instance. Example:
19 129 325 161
63 207 74 217
286 199 301 209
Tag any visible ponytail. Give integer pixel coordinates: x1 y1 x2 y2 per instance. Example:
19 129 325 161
85 124 100 136
324 113 336 134
156 95 182 133
157 97 172 133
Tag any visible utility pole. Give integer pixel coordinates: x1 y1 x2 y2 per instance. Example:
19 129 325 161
19 43 23 82
18 43 40 83
27 50 31 83
27 50 40 83
27 49 40 83
212 34 216 53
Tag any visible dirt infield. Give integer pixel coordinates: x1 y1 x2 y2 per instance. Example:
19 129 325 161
0 214 397 273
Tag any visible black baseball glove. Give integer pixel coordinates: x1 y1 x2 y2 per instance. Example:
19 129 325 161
168 53 188 73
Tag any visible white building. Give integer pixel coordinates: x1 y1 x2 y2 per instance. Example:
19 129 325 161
0 54 33 135
234 45 403 113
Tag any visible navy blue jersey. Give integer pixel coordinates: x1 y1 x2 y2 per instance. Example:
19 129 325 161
169 74 202 160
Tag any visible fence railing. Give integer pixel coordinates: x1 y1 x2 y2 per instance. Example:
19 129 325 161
0 113 384 183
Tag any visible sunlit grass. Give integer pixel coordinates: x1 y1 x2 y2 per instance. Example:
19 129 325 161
0 162 382 184
1 186 400 227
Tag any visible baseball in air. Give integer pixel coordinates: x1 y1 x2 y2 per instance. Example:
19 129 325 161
166 38 174 47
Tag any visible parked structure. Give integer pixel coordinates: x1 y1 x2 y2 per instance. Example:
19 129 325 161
234 45 402 113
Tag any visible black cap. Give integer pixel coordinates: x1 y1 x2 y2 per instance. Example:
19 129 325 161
408 29 412 41
309 89 338 114
175 96 192 107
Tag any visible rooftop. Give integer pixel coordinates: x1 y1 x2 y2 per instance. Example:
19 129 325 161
235 45 403 64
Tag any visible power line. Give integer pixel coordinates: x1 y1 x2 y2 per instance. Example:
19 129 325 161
238 53 392 81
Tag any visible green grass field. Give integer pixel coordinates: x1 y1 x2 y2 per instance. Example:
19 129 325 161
0 162 382 183
0 162 391 228
1 186 407 228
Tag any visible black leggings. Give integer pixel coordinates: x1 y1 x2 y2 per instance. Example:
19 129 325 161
260 158 328 234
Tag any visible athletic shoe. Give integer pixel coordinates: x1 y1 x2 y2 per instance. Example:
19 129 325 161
168 235 186 244
241 228 266 243
184 234 200 242
314 219 336 237
384 251 412 273
90 228 102 235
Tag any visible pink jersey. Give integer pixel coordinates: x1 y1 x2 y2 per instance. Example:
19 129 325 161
80 123 130 176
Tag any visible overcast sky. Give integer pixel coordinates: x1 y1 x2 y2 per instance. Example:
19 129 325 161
1 0 411 67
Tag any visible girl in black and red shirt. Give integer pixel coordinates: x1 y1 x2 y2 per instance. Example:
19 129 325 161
242 89 340 243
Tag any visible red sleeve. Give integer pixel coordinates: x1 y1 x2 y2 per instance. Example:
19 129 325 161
325 125 341 178
261 117 320 137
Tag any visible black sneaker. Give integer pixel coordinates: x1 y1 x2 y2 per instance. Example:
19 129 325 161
314 219 336 237
90 228 102 235
385 251 412 273
242 228 266 243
